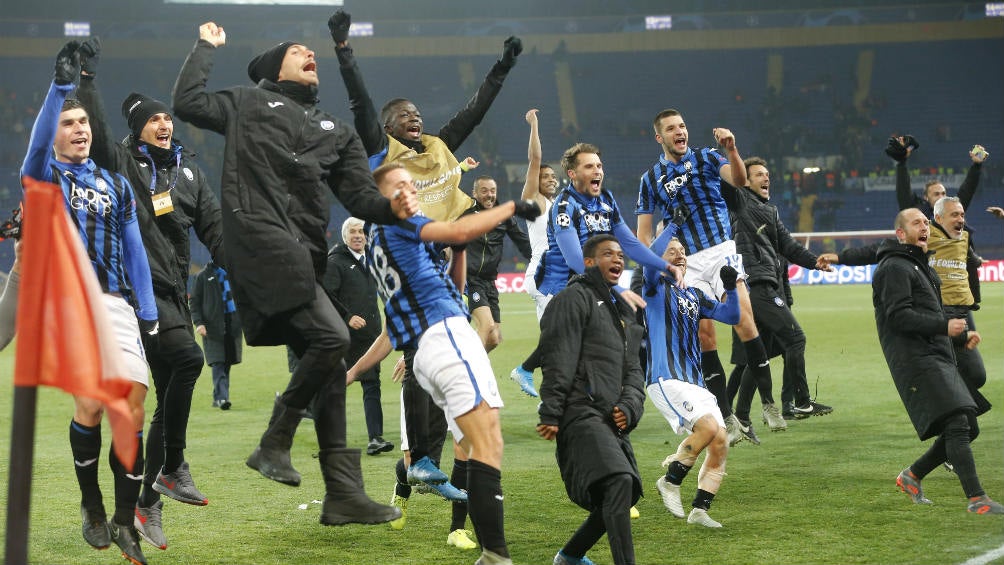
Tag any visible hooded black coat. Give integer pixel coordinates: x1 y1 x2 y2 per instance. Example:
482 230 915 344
872 240 982 440
173 39 399 344
538 267 645 510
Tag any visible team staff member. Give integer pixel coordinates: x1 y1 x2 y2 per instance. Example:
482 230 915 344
538 235 645 565
75 37 224 548
23 41 158 564
325 217 392 456
173 20 415 526
329 10 520 221
190 260 242 411
727 157 833 432
459 175 532 352
874 209 1001 515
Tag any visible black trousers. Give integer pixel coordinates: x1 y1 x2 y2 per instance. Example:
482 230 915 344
279 283 351 449
401 348 448 463
143 325 204 484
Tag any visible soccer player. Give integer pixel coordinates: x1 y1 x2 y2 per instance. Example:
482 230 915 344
510 142 681 397
173 20 415 526
459 175 532 352
538 234 646 565
22 41 158 565
362 161 540 565
329 9 520 221
643 225 739 528
520 108 560 321
873 209 1001 515
635 108 769 443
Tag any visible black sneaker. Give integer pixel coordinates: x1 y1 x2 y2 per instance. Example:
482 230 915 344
366 436 394 456
737 418 761 446
80 505 110 549
109 521 148 565
782 402 797 420
792 400 834 418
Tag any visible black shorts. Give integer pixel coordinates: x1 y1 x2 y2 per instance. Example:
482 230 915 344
466 277 501 323
731 281 804 364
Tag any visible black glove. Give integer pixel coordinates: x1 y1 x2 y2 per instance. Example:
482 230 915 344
500 36 523 69
670 205 691 227
54 41 81 86
884 136 907 162
328 10 351 44
901 134 919 152
720 265 738 291
78 37 101 77
513 200 541 220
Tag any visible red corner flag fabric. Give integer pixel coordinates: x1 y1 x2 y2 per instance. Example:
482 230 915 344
15 176 138 466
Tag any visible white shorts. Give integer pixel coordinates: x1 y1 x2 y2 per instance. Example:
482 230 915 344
524 260 552 322
102 294 149 386
647 378 724 435
683 240 746 300
413 316 503 444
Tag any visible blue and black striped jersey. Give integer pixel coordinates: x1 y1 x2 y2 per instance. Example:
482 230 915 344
636 147 731 254
365 214 468 350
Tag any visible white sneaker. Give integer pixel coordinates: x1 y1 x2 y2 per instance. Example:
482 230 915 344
687 507 722 528
655 476 685 518
725 413 745 447
762 402 787 431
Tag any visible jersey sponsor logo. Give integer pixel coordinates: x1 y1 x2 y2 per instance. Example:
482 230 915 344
581 211 611 233
69 183 113 216
676 293 700 321
320 120 335 131
661 172 689 199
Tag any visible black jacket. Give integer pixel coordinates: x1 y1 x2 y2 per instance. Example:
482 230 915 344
872 240 983 440
459 202 532 281
538 267 645 510
190 262 242 366
77 77 224 332
731 186 818 290
336 44 512 157
173 39 399 344
323 244 381 377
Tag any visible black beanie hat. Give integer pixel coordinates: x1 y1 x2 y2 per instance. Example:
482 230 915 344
121 92 171 139
248 41 294 84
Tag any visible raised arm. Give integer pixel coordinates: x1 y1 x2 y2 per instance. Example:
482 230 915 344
74 38 126 173
957 144 987 210
419 200 540 245
714 127 746 188
172 23 230 135
438 37 521 151
22 41 81 181
520 109 545 206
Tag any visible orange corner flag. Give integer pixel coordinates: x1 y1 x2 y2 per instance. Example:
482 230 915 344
15 176 137 467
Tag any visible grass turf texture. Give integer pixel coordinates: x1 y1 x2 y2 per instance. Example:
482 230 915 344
1 284 1001 565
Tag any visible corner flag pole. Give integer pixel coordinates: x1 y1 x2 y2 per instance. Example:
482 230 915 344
5 385 38 565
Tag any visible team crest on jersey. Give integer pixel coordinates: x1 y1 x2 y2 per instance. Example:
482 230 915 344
684 161 692 171
582 211 611 233
320 120 335 131
472 291 481 302
183 167 194 181
555 212 571 228
682 401 694 412
95 177 108 192
774 296 785 307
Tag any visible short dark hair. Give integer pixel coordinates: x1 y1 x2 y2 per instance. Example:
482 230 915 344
560 143 600 177
472 175 495 190
652 108 681 133
380 98 411 127
373 161 405 186
61 98 86 114
744 156 767 172
583 234 618 259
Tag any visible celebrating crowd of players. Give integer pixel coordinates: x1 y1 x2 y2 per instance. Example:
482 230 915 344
5 9 1002 565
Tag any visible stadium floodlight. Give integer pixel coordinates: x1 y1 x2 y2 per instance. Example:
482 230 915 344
64 22 90 37
802 166 821 174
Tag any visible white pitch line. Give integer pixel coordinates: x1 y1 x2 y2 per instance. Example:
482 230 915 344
959 544 1004 565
